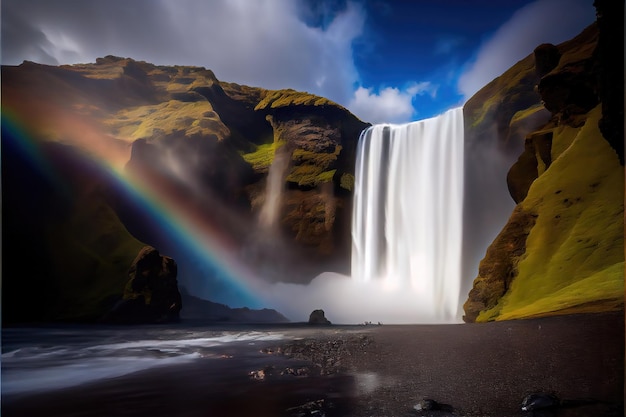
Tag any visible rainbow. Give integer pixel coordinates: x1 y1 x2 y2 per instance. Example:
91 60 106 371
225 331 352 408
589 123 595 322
2 110 266 310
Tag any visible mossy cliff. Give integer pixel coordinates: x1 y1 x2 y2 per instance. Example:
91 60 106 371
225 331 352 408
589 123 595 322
463 1 624 322
1 55 367 323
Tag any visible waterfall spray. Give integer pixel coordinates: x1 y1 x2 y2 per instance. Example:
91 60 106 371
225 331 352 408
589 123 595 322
258 149 290 230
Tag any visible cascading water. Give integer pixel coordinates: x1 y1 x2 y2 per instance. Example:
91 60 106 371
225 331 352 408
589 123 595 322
258 150 290 230
351 107 464 321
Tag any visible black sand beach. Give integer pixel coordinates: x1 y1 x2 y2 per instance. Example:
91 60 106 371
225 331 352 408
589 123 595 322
2 311 623 417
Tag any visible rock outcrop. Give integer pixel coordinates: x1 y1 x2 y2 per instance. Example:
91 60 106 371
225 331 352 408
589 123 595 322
463 4 624 322
308 309 332 325
105 246 182 324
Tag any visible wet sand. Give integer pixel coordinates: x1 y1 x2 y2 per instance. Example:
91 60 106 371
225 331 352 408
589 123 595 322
345 311 624 416
2 311 623 417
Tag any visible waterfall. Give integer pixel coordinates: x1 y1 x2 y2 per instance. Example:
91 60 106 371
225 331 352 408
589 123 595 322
258 151 290 230
351 107 464 321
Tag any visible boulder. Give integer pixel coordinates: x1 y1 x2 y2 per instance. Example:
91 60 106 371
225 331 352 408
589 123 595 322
533 43 561 77
308 309 331 325
106 246 182 323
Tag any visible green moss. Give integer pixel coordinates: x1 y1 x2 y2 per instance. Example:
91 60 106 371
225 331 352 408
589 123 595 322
316 169 336 183
286 165 323 187
107 100 229 141
495 263 624 320
255 89 339 111
535 144 547 175
510 104 545 125
340 173 354 191
241 140 285 170
550 123 579 160
286 145 342 187
477 105 624 321
292 145 342 169
468 56 536 128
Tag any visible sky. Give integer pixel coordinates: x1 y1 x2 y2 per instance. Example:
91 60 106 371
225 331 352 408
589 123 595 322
2 0 596 124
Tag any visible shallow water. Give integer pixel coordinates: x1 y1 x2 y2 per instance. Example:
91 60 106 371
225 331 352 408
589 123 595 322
3 316 622 417
2 324 288 395
1 322 358 417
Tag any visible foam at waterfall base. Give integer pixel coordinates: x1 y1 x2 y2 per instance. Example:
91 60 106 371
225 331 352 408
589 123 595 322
263 272 460 324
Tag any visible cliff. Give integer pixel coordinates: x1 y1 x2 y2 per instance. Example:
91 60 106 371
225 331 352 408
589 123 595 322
463 0 624 322
1 56 367 323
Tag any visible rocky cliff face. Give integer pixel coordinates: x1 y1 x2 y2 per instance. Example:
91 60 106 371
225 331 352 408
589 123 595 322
463 2 624 322
1 56 367 322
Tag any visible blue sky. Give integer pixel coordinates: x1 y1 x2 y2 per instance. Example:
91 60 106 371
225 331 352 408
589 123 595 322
2 0 595 123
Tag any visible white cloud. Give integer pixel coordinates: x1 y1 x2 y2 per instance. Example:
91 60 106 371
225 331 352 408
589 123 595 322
2 0 596 124
348 82 436 124
2 0 365 110
458 0 595 99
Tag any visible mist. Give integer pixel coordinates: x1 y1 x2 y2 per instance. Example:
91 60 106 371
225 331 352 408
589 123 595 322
260 272 452 324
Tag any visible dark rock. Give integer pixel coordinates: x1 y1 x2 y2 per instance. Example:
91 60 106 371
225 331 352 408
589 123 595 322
507 130 553 203
534 43 561 77
308 309 331 325
593 0 625 164
463 206 537 323
277 335 373 376
538 70 599 120
285 399 330 417
536 25 599 125
105 246 182 324
521 392 560 411
413 398 455 415
248 366 275 381
281 366 312 377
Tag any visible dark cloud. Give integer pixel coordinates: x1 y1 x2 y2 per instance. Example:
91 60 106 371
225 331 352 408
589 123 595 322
2 3 59 65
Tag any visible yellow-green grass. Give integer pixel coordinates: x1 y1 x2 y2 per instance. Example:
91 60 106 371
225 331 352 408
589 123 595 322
477 105 624 321
340 173 355 191
292 145 342 169
510 104 545 125
285 165 337 187
106 100 229 141
241 140 286 171
467 55 536 129
287 145 342 187
316 169 336 184
255 89 338 110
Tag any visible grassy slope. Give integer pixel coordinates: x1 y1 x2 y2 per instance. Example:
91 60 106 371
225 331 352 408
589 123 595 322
478 105 624 321
106 100 230 141
255 89 337 110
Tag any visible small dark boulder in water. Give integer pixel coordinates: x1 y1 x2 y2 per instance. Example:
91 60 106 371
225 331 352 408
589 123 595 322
308 309 331 325
521 392 560 411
